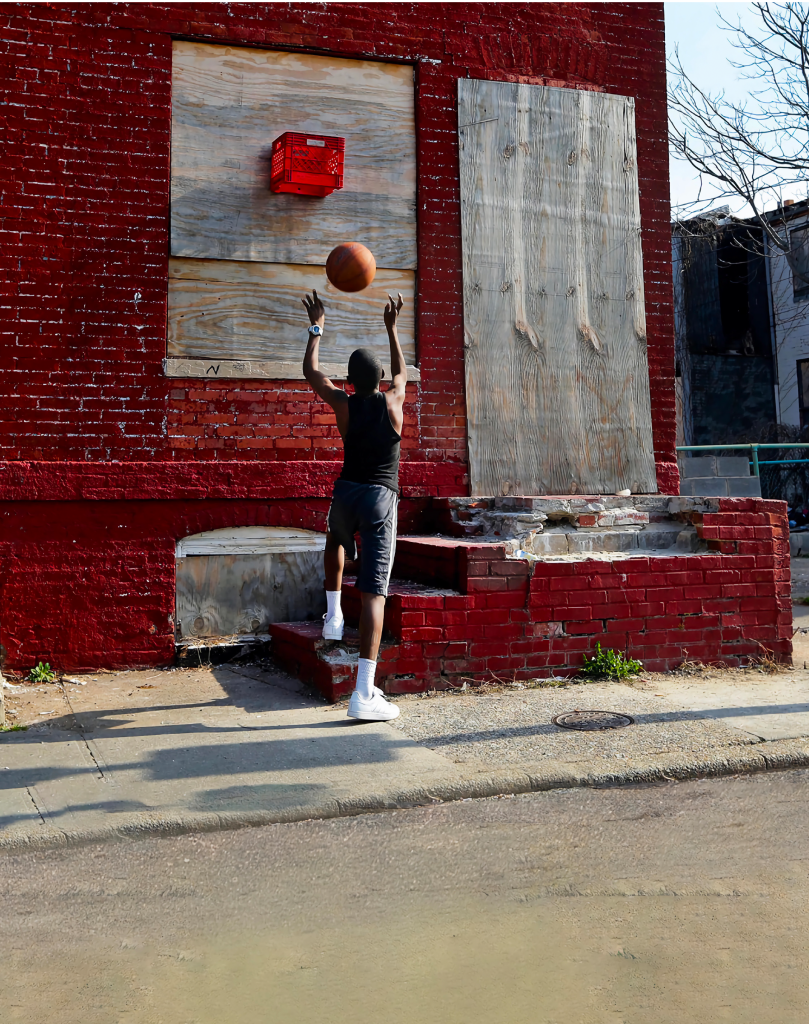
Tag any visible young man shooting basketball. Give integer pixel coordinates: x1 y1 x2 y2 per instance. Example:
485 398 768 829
302 289 406 721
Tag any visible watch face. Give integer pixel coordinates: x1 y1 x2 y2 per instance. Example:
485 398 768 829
309 325 322 335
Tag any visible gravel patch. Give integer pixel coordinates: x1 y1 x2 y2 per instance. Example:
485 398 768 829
391 681 758 771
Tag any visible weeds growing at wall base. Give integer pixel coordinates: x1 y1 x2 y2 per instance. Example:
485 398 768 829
578 643 643 682
27 662 55 683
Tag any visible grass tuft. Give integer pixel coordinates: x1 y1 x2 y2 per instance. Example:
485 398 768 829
578 643 643 682
26 661 55 683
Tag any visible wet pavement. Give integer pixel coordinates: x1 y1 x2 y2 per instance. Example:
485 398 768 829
2 769 809 1023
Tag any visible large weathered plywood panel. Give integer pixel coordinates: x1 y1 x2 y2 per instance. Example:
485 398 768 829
171 41 416 270
458 79 657 496
168 257 416 368
176 552 325 638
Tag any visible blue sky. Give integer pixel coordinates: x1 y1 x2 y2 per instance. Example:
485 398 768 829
665 2 762 212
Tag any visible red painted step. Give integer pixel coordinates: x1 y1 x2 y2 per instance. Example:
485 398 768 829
268 620 408 702
268 621 360 701
268 540 534 702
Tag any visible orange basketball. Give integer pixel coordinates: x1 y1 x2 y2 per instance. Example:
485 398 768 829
326 242 377 293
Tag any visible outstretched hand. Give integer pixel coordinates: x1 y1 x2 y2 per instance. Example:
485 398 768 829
302 290 325 328
384 292 404 331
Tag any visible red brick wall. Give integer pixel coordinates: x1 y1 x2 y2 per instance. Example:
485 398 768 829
398 499 792 674
0 3 681 672
167 382 425 461
2 2 675 483
0 490 447 672
292 498 791 697
0 458 467 670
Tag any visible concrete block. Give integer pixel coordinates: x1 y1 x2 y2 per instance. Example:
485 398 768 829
726 475 761 498
679 457 717 479
529 499 573 515
716 457 752 477
667 496 721 513
680 477 729 497
633 496 671 513
635 525 682 550
568 531 637 553
529 532 569 555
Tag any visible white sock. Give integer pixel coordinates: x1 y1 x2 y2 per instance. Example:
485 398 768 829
355 658 376 701
326 590 342 621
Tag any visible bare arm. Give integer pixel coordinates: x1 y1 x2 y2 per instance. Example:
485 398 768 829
384 293 407 433
301 290 349 435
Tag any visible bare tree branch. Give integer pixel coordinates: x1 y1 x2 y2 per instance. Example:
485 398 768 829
669 2 809 263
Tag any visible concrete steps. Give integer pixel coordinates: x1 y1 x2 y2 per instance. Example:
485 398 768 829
269 535 527 700
267 500 790 700
431 496 708 556
269 575 463 700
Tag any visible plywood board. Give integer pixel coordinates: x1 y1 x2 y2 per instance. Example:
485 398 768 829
170 41 417 269
458 79 657 496
168 257 416 367
176 552 325 638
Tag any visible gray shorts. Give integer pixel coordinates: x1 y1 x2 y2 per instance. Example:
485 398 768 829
327 479 398 597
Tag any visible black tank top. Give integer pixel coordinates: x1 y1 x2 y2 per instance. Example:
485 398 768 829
339 391 401 492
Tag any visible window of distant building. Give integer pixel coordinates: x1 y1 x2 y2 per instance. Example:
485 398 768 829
790 225 809 301
797 359 809 427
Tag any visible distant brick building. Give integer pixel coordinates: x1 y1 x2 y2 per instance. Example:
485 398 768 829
0 3 790 680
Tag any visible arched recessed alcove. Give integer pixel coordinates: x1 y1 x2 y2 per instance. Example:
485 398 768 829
175 527 326 639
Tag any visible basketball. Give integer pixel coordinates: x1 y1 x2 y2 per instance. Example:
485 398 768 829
326 242 376 293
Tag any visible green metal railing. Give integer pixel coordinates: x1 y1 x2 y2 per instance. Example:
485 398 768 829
676 443 809 477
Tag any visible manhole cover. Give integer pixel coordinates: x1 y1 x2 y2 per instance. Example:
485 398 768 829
552 710 634 731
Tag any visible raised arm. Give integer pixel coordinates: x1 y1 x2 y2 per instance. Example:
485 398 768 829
384 292 408 409
301 290 348 433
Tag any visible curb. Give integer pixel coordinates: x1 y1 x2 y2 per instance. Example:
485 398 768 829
2 739 809 852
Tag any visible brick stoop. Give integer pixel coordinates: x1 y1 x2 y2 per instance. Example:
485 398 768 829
269 620 404 701
269 501 792 702
269 577 464 701
268 621 355 700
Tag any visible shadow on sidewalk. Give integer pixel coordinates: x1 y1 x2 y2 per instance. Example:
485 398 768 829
0 664 411 831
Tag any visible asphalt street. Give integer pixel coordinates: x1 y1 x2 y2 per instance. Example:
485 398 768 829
3 769 809 1023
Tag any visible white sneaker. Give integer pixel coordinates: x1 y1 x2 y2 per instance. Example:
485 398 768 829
322 612 344 640
347 688 400 721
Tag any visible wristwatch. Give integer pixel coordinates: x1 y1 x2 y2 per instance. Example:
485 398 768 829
308 324 323 336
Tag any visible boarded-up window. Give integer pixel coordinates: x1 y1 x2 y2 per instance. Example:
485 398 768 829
168 42 417 380
457 79 656 496
797 359 809 428
789 225 809 302
175 527 326 636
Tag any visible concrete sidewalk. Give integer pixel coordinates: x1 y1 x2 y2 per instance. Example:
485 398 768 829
3 651 809 850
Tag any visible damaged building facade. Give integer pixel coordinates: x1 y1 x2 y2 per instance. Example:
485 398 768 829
672 214 777 448
674 201 809 503
0 3 790 687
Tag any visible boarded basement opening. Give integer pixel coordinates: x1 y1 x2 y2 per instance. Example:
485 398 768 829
175 527 326 638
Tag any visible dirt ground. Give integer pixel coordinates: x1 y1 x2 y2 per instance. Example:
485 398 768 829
0 663 290 731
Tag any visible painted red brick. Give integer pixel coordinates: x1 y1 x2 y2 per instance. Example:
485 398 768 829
5 3 782 678
2 2 673 473
261 507 792 698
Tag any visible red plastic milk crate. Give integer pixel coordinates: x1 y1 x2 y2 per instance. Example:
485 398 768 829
269 132 345 197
